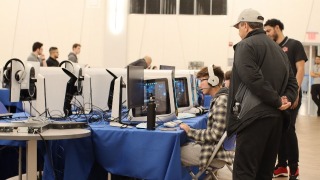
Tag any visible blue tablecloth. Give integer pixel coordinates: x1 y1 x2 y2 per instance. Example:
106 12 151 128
1 113 207 180
0 88 23 112
91 114 208 180
0 113 95 180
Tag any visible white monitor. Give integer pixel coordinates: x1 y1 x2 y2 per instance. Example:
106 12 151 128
128 69 177 122
36 67 70 118
82 68 116 112
106 68 127 108
9 59 25 102
175 70 195 112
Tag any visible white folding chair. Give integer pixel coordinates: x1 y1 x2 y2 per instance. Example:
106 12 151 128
188 131 236 180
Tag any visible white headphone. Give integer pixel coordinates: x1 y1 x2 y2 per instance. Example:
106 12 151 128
3 58 26 84
207 64 219 87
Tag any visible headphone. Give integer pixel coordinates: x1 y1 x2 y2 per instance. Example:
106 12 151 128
207 64 219 87
3 58 26 84
59 60 74 73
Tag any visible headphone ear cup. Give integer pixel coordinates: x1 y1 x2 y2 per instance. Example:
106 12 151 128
207 75 219 87
15 70 26 83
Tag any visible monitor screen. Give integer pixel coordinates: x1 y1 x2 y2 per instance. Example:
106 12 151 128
127 66 144 109
132 78 171 117
175 77 190 108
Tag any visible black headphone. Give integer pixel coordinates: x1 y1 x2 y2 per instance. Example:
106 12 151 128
59 60 74 73
3 58 26 84
207 64 219 87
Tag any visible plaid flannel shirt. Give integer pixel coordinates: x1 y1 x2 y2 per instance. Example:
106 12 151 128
187 89 234 169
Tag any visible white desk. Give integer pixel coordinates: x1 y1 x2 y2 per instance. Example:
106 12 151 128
0 129 91 180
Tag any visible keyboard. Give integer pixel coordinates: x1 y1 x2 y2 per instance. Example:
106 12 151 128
0 113 13 118
177 113 196 119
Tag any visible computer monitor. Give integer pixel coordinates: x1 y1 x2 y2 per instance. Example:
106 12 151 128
20 62 39 101
175 70 197 112
9 59 25 102
36 67 70 118
127 66 144 109
132 78 171 117
175 77 189 107
129 70 176 122
82 68 115 111
106 68 127 108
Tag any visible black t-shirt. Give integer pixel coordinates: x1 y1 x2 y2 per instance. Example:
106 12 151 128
46 57 60 67
279 36 308 75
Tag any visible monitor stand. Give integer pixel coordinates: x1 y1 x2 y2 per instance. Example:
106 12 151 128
110 76 123 123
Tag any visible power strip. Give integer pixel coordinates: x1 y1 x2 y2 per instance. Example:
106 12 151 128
49 122 88 129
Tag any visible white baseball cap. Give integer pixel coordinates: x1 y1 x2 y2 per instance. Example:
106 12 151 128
233 8 264 28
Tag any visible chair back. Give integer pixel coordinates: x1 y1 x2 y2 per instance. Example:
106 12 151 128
0 101 8 113
223 134 236 151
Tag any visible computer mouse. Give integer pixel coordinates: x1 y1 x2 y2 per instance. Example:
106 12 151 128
164 122 177 128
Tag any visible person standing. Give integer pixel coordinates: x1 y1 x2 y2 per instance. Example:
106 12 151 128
27 42 47 67
46 47 60 67
68 43 81 63
227 9 298 180
264 18 308 180
310 56 320 116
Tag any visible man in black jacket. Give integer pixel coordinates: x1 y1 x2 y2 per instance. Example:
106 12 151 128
264 19 307 180
227 9 298 180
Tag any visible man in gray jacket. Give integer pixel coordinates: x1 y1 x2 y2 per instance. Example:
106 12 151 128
227 9 298 180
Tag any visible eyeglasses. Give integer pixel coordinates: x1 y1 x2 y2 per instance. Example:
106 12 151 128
199 78 208 82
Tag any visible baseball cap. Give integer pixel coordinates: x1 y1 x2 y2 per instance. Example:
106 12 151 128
233 8 264 28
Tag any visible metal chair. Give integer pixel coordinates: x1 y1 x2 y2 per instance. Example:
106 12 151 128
188 131 236 180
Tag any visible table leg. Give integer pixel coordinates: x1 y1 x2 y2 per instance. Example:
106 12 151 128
26 140 37 180
19 146 22 180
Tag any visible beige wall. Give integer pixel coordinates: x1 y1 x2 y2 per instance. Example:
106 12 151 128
1 0 320 71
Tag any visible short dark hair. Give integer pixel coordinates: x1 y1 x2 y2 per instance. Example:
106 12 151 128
264 19 284 31
225 70 232 80
247 22 263 29
32 42 43 52
316 55 320 58
197 64 224 86
72 43 81 49
49 47 58 53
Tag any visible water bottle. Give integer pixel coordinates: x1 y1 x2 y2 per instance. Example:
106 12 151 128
147 96 156 130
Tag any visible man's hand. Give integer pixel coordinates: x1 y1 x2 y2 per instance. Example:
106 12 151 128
278 96 292 111
291 95 299 109
180 123 190 133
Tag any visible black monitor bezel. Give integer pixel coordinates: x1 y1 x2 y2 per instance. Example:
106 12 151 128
127 66 144 109
132 78 171 117
175 77 190 108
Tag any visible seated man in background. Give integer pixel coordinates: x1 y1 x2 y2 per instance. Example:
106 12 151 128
46 47 60 67
127 56 152 69
68 43 81 63
180 65 233 170
27 41 47 67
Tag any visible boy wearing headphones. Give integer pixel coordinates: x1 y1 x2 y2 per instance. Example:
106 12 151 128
180 65 233 170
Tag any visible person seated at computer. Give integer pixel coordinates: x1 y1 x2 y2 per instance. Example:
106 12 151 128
68 43 81 63
27 41 47 67
180 65 233 170
46 47 60 67
127 56 152 69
